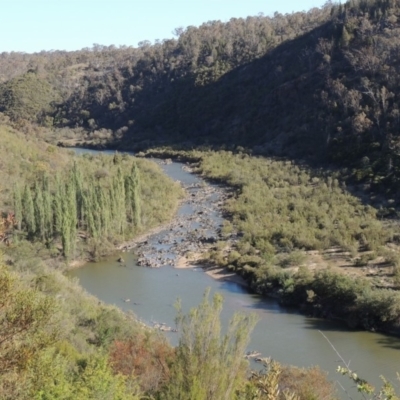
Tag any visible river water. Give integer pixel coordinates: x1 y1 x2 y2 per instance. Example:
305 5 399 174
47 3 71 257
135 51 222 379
69 149 400 397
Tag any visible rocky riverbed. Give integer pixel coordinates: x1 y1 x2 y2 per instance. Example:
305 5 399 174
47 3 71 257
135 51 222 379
117 162 247 286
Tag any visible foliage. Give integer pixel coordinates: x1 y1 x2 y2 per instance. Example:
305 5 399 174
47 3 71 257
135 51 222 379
144 148 400 333
109 333 173 394
2 136 182 260
0 258 57 376
159 288 258 400
0 71 58 123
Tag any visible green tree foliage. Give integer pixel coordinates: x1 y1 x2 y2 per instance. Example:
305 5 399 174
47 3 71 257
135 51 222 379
12 184 23 231
0 262 56 375
146 148 400 333
0 252 150 399
160 289 258 400
13 152 182 260
22 184 36 237
0 71 58 123
198 151 389 256
4 1 400 195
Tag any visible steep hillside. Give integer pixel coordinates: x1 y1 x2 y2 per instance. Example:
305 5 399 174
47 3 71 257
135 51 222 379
0 5 332 130
120 0 400 196
2 0 400 193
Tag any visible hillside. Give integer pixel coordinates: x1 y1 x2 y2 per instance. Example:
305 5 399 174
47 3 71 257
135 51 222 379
0 5 332 138
2 1 400 196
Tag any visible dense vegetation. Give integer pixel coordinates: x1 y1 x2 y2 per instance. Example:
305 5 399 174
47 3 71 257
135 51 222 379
142 147 400 333
3 1 400 197
0 253 341 399
0 124 183 263
2 0 400 397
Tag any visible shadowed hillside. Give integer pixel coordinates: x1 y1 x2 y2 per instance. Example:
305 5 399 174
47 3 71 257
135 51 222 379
2 1 400 195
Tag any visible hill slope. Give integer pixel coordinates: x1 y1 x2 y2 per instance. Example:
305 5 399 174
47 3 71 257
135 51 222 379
1 1 400 192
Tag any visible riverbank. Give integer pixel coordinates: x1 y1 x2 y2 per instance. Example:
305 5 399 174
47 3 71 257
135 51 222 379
65 156 245 290
135 149 400 337
64 146 400 337
176 255 249 287
55 151 184 271
68 154 400 397
127 160 236 271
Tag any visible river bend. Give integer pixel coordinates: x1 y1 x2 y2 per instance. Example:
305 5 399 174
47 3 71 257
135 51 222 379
69 150 400 398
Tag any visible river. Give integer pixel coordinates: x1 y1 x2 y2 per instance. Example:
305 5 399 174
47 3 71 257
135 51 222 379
69 148 400 398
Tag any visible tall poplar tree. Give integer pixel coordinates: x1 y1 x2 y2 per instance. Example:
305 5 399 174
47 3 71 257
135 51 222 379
53 174 64 235
71 162 84 224
41 175 53 239
115 167 126 235
13 184 23 231
33 182 46 241
65 181 77 257
131 161 142 228
22 185 36 237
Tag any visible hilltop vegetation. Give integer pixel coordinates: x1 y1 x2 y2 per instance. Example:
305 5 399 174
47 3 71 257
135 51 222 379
3 1 400 196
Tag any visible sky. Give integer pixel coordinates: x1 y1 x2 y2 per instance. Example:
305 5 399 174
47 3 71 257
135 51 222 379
3 0 328 54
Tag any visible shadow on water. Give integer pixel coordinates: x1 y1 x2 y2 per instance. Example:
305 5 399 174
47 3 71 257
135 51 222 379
376 335 400 351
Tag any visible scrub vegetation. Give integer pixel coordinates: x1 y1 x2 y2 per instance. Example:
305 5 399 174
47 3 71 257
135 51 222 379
143 147 400 334
1 0 400 397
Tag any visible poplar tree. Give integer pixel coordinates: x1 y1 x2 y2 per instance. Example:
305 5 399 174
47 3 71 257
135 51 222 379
109 181 118 233
61 208 71 258
83 192 97 239
13 184 23 231
65 181 77 257
71 162 84 224
85 183 101 240
41 175 53 239
163 289 258 400
114 167 126 235
124 174 134 223
124 162 142 228
22 186 36 237
33 182 46 241
53 174 64 235
100 187 111 237
131 161 142 228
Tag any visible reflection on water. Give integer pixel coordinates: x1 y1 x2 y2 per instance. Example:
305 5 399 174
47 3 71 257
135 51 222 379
69 150 400 398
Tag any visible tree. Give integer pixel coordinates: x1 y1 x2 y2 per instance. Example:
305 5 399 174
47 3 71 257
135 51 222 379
22 185 35 237
161 288 257 400
131 162 141 228
33 182 46 241
41 175 53 241
0 261 56 376
12 184 23 231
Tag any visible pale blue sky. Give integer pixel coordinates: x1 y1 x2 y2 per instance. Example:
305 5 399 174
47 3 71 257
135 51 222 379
3 0 328 53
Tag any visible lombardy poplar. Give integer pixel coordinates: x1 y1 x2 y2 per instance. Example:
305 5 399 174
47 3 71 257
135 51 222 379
53 174 64 234
132 162 141 228
33 182 46 241
42 176 53 239
162 288 258 400
14 157 146 259
22 185 36 237
12 184 23 231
